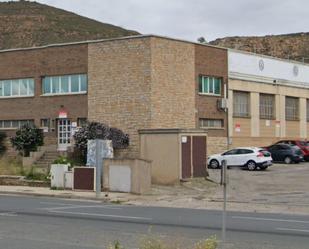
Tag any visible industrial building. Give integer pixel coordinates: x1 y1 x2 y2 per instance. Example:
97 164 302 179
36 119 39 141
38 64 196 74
0 34 308 183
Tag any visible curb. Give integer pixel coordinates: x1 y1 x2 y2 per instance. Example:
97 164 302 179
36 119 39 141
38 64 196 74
0 190 111 202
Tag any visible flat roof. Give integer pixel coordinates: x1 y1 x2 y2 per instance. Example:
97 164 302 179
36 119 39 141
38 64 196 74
0 33 307 66
0 34 227 53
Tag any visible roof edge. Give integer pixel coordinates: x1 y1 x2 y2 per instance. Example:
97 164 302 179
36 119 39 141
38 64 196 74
0 34 229 54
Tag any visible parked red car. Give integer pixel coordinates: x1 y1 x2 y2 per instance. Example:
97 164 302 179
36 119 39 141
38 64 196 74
265 140 309 161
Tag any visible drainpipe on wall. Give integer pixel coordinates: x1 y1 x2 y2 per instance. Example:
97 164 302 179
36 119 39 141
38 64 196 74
224 82 230 150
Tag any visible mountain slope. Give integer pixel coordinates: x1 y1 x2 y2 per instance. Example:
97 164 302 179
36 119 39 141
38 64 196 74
210 32 309 63
0 1 139 50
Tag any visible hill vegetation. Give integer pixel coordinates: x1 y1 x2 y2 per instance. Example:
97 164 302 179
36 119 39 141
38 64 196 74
210 32 309 63
0 0 139 50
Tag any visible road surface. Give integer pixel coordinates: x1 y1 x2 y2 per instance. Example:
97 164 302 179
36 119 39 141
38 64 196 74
0 194 309 249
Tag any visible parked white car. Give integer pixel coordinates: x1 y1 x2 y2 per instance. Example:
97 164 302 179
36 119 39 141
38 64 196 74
207 147 273 171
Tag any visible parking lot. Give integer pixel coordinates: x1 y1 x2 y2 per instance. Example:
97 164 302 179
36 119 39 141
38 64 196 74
123 162 309 215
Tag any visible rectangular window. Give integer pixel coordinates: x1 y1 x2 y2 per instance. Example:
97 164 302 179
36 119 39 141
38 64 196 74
77 118 87 127
0 78 34 98
233 91 250 117
198 76 221 95
199 118 223 129
42 74 87 95
40 118 50 128
0 120 34 129
286 97 299 120
260 94 275 119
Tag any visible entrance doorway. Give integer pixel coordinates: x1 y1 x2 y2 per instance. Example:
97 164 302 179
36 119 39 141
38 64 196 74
57 119 71 151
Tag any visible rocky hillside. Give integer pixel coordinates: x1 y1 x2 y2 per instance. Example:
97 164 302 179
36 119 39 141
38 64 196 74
0 1 139 50
210 32 309 63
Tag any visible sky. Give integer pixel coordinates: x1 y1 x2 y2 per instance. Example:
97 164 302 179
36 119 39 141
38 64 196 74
10 0 309 41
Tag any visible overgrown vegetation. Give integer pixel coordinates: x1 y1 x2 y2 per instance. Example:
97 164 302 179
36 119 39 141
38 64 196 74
106 236 217 249
10 124 44 157
74 121 129 162
25 167 49 181
0 157 23 175
0 131 6 156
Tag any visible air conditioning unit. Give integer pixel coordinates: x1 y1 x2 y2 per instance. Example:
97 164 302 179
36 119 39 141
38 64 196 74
217 98 228 110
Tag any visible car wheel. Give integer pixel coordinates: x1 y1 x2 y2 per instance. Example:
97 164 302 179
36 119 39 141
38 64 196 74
209 159 220 169
246 160 257 171
259 166 268 170
284 156 292 164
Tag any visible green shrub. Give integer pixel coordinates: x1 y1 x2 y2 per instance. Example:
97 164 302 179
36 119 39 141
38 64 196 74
53 156 74 170
25 167 48 181
10 124 44 156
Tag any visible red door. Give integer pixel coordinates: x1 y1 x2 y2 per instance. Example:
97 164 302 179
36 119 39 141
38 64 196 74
192 136 207 177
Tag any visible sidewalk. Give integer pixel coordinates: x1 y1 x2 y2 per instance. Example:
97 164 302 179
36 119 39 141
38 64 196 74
0 185 131 202
1 182 309 215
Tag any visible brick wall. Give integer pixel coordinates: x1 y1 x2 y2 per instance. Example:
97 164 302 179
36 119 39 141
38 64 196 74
0 44 88 152
88 37 198 157
195 44 228 137
88 38 152 157
150 37 196 129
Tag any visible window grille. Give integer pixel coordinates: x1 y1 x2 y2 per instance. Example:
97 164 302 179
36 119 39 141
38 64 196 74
233 91 250 117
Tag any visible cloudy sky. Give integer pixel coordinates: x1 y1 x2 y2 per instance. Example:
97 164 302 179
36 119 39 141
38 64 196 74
23 0 309 41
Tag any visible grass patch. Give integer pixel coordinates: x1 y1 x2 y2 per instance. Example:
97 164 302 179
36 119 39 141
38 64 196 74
106 235 218 249
25 167 49 181
0 156 23 175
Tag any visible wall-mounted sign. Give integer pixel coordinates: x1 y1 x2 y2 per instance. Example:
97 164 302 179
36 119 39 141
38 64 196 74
58 109 68 118
275 120 280 128
235 124 241 132
259 59 264 71
72 122 77 128
181 136 188 143
265 120 271 127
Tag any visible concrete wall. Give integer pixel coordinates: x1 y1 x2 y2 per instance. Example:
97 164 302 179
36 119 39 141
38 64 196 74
140 132 180 184
229 50 309 86
229 78 309 148
103 158 151 194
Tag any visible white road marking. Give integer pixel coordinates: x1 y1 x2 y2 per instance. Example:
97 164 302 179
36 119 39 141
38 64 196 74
39 204 122 211
232 216 309 224
0 212 17 217
40 202 76 206
49 210 152 221
276 227 309 233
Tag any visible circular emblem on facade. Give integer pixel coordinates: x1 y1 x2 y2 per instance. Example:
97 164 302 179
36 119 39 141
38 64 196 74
259 59 264 71
293 65 299 76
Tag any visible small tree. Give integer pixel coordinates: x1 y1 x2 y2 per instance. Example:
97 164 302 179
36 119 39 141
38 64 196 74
197 36 207 43
73 121 129 160
11 124 44 156
0 131 6 156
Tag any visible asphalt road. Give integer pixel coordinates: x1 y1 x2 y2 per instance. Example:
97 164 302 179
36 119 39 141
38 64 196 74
0 195 309 249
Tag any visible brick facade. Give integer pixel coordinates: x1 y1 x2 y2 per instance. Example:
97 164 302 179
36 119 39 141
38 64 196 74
195 44 228 137
0 35 229 158
0 44 88 150
88 37 197 157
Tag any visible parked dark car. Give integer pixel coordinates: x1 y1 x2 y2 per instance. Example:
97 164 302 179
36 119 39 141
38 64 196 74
273 140 309 161
267 143 304 164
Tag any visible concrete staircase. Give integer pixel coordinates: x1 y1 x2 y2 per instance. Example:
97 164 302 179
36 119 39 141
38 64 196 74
33 149 60 174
